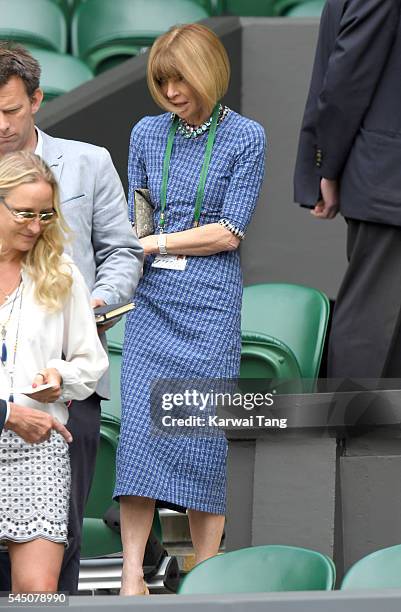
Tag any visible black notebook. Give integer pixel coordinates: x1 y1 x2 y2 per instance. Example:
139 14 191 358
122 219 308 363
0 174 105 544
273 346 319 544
94 301 135 324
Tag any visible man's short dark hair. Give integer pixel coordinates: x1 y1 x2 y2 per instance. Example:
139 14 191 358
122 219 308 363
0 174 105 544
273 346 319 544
0 41 41 98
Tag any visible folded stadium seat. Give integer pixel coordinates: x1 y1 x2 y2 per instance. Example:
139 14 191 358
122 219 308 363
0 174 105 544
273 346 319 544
241 283 329 393
80 416 180 593
0 0 67 52
24 46 93 102
224 0 275 16
341 544 401 590
286 0 324 16
178 544 336 593
240 331 303 395
71 0 210 74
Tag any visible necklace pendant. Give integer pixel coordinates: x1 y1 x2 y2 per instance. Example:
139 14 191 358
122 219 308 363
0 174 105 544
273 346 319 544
1 341 7 365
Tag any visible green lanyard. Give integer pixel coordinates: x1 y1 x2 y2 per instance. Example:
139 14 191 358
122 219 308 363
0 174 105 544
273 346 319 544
159 103 220 233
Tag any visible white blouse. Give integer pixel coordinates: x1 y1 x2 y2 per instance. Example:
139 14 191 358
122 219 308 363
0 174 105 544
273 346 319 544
0 256 109 424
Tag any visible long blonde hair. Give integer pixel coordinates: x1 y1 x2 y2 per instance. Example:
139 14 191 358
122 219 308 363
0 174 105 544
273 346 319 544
0 151 72 311
147 23 230 117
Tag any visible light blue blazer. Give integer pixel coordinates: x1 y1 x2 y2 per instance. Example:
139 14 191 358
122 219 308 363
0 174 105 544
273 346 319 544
40 129 144 398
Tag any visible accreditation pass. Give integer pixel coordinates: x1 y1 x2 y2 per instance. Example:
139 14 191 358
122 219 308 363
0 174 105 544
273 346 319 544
151 254 187 270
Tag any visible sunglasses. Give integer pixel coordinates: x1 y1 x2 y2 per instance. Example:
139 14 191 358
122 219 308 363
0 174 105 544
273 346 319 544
0 196 57 224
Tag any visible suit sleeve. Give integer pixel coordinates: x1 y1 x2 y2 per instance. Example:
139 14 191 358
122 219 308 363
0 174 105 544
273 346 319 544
91 148 144 305
316 0 401 179
0 399 7 434
293 0 336 206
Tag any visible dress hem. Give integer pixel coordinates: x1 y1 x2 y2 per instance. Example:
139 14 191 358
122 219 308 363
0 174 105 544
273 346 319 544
113 490 225 516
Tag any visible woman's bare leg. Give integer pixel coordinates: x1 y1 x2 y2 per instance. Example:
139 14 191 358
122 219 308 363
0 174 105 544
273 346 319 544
9 540 64 593
187 510 225 565
119 495 155 595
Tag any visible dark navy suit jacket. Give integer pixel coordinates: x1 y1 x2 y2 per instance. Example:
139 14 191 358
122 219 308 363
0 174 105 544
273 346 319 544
294 0 401 226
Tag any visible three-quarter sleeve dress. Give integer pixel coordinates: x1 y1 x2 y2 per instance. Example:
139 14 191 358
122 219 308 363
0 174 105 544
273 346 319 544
114 110 266 514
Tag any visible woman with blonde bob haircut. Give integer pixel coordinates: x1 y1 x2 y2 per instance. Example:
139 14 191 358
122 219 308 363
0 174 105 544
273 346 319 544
147 23 230 117
115 24 266 595
0 151 108 593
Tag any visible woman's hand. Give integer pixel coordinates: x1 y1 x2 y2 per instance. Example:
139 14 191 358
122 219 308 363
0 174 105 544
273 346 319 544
140 235 158 256
27 368 63 403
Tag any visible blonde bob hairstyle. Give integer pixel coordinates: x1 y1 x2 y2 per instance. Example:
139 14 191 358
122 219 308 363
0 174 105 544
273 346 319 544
0 151 72 312
147 23 230 117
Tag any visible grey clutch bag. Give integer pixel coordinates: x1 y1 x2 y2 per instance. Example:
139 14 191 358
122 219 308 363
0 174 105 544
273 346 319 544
134 188 154 238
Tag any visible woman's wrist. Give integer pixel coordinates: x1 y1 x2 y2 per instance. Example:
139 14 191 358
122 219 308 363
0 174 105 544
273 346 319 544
157 233 168 255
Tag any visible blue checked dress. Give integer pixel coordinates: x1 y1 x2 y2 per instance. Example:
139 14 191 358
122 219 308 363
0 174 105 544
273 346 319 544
114 110 266 514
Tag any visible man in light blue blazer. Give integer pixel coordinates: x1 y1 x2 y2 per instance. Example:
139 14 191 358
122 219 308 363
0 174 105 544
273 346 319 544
0 42 143 593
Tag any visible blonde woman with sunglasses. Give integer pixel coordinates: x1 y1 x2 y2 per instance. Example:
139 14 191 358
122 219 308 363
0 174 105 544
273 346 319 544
0 151 108 593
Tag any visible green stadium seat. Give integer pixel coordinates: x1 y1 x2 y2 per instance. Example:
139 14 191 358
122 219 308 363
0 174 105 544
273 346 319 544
106 317 125 352
48 0 73 19
71 0 210 74
25 46 93 102
101 349 122 420
241 283 329 393
224 0 275 16
275 0 324 17
0 0 67 53
178 544 336 594
274 0 302 15
194 0 224 14
240 331 303 395
287 0 324 16
341 544 401 590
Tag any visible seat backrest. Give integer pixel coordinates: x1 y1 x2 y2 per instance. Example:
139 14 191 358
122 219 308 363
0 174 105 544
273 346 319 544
286 0 324 16
72 0 209 60
178 544 335 594
0 0 67 53
25 46 93 101
241 283 329 388
241 331 303 394
274 0 301 15
224 0 275 15
341 545 401 590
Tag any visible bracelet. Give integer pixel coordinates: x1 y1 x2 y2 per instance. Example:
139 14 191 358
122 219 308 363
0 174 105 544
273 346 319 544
157 233 168 255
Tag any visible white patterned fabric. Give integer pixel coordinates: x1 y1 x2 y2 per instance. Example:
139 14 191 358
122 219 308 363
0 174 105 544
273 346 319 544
114 110 266 514
0 430 70 546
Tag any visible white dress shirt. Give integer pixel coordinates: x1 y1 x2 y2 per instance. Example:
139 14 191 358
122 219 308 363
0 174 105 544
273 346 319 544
34 127 43 157
0 256 108 424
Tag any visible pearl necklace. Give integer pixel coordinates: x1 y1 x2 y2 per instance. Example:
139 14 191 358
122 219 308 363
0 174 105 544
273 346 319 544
175 104 230 139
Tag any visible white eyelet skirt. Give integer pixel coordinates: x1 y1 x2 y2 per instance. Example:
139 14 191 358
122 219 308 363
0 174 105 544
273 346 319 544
0 429 71 546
